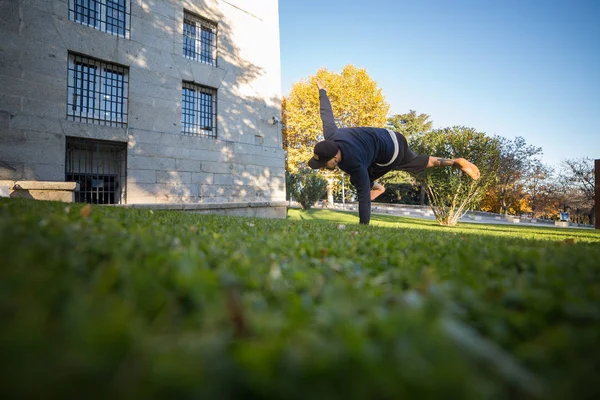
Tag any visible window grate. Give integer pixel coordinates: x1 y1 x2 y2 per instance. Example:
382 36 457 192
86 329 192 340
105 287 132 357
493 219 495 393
183 11 217 66
69 0 130 38
181 82 217 138
65 137 127 205
67 53 129 127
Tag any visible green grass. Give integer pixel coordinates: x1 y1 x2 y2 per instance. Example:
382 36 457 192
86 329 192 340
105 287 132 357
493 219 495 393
1 198 600 399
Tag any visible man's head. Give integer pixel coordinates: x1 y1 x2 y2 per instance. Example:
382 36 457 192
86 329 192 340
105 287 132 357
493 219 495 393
308 140 340 170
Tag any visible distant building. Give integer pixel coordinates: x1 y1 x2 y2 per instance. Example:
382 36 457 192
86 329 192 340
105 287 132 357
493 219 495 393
0 0 286 217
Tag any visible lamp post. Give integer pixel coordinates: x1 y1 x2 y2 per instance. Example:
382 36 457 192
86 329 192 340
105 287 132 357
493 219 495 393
341 172 345 210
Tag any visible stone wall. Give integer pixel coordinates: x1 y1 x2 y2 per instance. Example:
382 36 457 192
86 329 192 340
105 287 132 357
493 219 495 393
0 0 286 215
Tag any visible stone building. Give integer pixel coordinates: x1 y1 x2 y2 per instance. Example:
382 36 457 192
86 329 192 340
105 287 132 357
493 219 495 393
0 0 287 218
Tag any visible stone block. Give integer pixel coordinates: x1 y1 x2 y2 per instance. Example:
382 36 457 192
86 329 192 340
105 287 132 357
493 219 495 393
128 129 163 145
128 155 176 170
9 114 62 134
128 169 156 184
10 189 73 202
13 181 78 190
0 162 24 180
156 170 192 184
555 221 570 227
8 180 79 203
130 142 162 157
61 121 128 142
201 161 235 174
176 158 202 172
191 172 214 185
213 173 234 186
34 163 66 181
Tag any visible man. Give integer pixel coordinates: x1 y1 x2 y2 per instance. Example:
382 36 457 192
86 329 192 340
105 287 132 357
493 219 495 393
307 79 480 225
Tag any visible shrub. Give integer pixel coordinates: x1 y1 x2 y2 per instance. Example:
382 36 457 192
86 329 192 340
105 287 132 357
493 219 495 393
286 168 328 209
411 127 501 226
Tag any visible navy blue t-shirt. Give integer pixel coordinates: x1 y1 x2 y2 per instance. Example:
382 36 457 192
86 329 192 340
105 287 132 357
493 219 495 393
319 89 405 224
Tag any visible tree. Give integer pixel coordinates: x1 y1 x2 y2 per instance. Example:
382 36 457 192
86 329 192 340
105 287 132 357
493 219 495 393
286 169 328 210
380 111 434 191
387 110 433 139
526 163 557 218
559 157 595 225
410 127 501 226
483 136 543 215
282 65 390 204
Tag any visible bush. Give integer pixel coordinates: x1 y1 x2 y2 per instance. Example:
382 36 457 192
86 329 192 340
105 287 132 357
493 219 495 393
286 169 328 209
410 127 501 226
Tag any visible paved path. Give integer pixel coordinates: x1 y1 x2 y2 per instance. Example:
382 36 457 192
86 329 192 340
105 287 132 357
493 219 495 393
328 202 594 230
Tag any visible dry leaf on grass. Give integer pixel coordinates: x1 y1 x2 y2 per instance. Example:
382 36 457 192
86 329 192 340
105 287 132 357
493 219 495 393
80 204 92 218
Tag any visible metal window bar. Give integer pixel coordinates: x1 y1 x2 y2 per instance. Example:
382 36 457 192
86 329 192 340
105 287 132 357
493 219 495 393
69 0 130 38
183 11 217 66
181 82 217 138
67 53 129 127
65 137 127 205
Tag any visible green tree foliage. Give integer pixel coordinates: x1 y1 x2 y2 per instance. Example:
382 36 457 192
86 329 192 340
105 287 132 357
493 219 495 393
286 169 328 210
387 110 433 138
410 127 501 226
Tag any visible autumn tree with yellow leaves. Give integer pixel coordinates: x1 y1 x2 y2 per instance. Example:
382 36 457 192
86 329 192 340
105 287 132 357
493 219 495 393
282 65 390 203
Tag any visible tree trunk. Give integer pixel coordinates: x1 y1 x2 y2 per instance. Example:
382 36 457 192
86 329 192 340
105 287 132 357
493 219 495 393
327 178 334 207
419 183 426 205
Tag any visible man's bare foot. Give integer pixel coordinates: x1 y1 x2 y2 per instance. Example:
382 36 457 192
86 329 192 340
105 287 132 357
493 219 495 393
454 158 480 180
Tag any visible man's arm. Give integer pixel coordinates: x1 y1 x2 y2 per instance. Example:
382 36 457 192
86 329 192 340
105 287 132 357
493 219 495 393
350 168 372 225
316 79 338 139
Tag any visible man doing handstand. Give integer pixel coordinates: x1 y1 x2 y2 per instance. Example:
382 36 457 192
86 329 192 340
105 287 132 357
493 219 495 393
307 79 480 225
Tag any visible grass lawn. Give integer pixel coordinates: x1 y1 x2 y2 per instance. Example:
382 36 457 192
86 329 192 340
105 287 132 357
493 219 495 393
1 198 600 399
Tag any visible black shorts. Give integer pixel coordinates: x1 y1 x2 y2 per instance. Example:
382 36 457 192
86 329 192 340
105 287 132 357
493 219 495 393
368 132 429 186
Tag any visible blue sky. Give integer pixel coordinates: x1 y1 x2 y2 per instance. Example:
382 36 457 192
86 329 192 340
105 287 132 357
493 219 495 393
278 0 600 169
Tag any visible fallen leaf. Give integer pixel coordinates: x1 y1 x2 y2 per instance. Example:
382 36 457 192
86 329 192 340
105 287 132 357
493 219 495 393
562 238 575 245
337 224 346 230
80 204 92 218
189 225 198 232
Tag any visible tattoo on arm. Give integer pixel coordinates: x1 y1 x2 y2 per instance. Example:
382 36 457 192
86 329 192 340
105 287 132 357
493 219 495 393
433 157 454 167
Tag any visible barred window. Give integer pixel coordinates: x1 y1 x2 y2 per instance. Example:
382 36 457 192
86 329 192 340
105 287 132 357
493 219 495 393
67 53 129 127
65 137 127 205
69 0 130 37
183 11 217 66
182 82 217 138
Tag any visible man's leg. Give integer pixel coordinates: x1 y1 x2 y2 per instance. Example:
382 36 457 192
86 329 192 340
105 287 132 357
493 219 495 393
371 182 385 200
427 157 480 180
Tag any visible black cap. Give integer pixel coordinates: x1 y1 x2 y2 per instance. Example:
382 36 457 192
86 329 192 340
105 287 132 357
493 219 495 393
307 140 339 169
